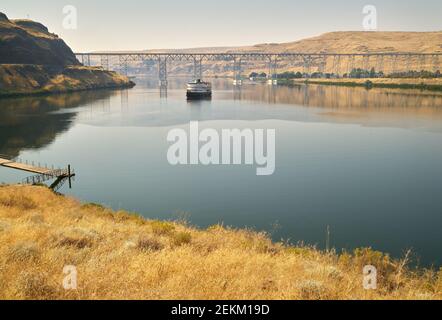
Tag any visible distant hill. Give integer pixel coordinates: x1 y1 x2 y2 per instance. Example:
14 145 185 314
237 31 442 54
0 12 79 66
140 31 442 54
112 31 442 77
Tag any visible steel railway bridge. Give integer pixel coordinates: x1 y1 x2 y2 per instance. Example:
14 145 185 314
75 52 442 86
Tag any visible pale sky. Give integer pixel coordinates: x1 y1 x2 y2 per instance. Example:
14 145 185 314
1 0 442 52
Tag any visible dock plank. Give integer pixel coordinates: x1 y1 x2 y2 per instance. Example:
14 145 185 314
0 158 12 165
0 158 52 175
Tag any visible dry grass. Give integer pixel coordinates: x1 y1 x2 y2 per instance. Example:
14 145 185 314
0 185 441 300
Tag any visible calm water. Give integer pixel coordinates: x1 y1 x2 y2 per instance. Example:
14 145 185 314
1 77 442 266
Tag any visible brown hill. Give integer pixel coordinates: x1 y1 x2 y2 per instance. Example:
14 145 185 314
0 13 134 97
123 31 442 77
0 12 79 66
239 31 442 54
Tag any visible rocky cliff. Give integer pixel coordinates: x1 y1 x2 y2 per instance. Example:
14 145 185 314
0 12 79 66
0 12 134 97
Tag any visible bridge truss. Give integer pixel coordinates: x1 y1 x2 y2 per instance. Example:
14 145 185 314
76 52 442 85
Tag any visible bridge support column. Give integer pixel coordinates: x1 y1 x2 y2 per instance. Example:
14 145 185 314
404 54 412 74
267 57 278 85
193 58 203 80
433 55 440 73
303 55 312 78
390 55 399 75
419 55 426 72
100 55 109 70
346 55 355 77
318 55 327 76
331 55 341 77
376 55 384 75
363 55 370 72
80 54 91 67
233 58 242 86
119 56 128 76
158 57 168 87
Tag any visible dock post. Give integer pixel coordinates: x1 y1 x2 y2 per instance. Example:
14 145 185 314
68 165 72 189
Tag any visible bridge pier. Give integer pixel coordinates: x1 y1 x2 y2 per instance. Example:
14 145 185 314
331 55 341 77
419 55 427 72
433 55 440 72
101 55 109 70
119 56 128 76
346 55 354 77
376 55 385 75
267 57 278 85
391 55 399 75
303 55 312 77
158 57 168 87
80 54 91 67
363 55 370 72
318 55 327 75
193 57 203 80
233 58 242 86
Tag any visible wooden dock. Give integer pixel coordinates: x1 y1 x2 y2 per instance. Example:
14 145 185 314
0 158 53 175
0 156 75 191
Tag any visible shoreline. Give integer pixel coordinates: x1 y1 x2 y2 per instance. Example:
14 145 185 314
287 78 442 92
0 65 136 99
0 82 136 99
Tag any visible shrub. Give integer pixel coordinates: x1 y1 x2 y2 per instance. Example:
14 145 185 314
17 272 57 300
0 194 37 210
54 228 97 249
151 221 175 235
137 236 164 252
81 203 106 211
171 232 192 247
8 242 40 262
298 280 326 300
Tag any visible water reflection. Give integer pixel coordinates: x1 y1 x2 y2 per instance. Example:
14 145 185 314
72 77 442 132
0 90 118 157
2 78 442 156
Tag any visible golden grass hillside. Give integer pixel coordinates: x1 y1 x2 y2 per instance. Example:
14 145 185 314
0 185 441 300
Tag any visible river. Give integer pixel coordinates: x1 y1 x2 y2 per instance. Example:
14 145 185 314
1 77 442 266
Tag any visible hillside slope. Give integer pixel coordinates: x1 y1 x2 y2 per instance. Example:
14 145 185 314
134 32 442 77
0 12 134 97
240 31 442 54
0 185 441 300
0 12 79 66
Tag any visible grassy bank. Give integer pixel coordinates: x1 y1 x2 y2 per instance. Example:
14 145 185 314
0 65 135 98
289 78 442 91
0 185 440 300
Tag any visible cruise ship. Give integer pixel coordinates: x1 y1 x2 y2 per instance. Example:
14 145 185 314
186 79 212 99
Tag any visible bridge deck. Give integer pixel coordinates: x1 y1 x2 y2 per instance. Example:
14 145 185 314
0 158 52 175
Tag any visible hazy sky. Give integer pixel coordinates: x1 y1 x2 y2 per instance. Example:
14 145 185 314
1 0 441 51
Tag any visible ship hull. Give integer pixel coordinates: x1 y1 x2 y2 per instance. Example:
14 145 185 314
186 91 212 99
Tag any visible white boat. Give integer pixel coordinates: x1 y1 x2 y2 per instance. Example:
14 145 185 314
186 79 212 99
